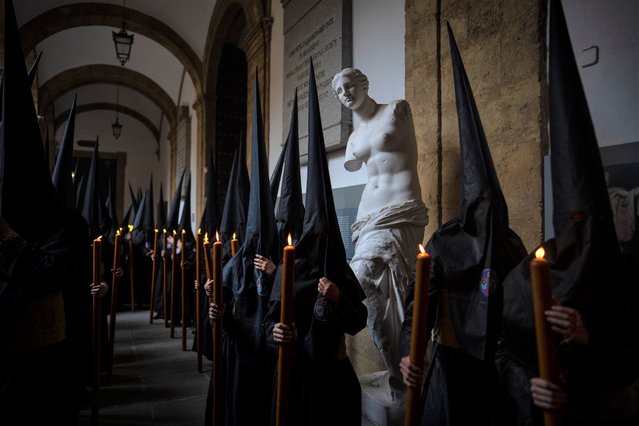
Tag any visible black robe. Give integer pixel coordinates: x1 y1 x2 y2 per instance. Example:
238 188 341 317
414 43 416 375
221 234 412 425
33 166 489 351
263 236 367 426
0 210 89 424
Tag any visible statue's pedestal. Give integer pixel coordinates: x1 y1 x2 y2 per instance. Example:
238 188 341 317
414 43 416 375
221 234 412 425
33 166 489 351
359 371 405 426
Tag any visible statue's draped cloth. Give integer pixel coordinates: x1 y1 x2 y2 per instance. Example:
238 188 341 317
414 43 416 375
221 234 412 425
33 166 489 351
350 199 428 382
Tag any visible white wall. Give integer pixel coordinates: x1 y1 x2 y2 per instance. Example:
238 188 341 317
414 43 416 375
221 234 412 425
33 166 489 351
563 0 639 147
62 109 162 217
269 0 406 192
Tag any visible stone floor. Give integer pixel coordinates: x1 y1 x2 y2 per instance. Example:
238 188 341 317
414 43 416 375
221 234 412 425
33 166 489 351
78 310 377 425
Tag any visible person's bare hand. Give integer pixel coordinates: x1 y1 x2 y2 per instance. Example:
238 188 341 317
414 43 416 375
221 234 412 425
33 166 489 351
530 377 568 410
317 277 340 302
254 255 276 275
204 279 213 298
273 323 295 344
546 304 589 345
91 282 109 297
208 303 225 321
400 356 425 388
0 217 17 241
112 267 124 278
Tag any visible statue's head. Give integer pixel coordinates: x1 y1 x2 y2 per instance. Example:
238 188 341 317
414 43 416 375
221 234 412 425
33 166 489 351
331 68 369 96
331 68 370 111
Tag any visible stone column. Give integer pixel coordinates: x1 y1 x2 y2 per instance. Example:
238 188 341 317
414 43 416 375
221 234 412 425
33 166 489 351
193 93 216 221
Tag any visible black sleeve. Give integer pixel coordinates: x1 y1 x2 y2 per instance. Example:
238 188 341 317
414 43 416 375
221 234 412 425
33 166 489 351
263 299 282 356
328 290 367 336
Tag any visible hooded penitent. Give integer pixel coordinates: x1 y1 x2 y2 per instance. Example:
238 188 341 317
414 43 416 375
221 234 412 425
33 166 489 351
143 176 155 243
155 183 165 231
52 94 78 209
275 90 304 243
219 133 250 256
223 71 280 355
165 169 186 233
501 0 637 386
264 59 367 426
199 148 220 236
178 174 194 248
269 139 286 209
81 137 101 240
271 58 366 363
27 51 42 89
0 0 62 243
208 72 280 426
422 24 527 362
129 182 139 217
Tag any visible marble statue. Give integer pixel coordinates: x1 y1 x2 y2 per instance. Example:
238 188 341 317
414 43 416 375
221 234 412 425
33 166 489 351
333 68 428 400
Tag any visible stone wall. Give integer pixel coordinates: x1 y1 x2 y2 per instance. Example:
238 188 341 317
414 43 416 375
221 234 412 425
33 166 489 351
407 0 545 249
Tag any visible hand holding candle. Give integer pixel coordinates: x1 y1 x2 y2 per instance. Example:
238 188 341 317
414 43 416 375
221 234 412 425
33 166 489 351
403 244 431 426
276 233 295 426
530 247 562 426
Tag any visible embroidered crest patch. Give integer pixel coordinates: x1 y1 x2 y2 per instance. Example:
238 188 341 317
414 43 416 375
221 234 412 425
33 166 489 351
480 268 498 297
256 276 268 297
313 297 329 321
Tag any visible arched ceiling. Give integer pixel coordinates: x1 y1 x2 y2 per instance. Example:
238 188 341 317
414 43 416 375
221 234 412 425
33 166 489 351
13 0 217 151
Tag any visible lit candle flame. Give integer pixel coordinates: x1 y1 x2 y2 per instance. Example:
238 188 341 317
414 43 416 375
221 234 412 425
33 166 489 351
96 235 102 242
173 230 177 235
535 247 545 260
204 233 209 244
163 228 167 234
418 243 426 255
232 232 236 240
287 233 293 246
216 231 220 242
182 229 185 234
116 229 120 236
128 224 133 232
197 228 201 234
154 228 158 233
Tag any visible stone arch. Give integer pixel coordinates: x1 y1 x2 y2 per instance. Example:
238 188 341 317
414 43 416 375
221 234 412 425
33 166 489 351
54 102 161 143
195 0 271 217
20 3 203 94
39 64 177 133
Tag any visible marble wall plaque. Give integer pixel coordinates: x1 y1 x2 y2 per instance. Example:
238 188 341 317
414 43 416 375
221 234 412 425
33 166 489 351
282 0 352 158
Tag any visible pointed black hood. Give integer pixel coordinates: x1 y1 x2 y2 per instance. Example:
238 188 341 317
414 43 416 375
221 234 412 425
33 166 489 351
221 71 280 367
269 139 286 208
178 173 194 244
131 191 146 230
501 0 628 372
81 137 101 239
273 58 363 305
27 51 42 88
276 90 304 242
199 148 220 235
165 169 186 232
129 182 139 215
121 203 132 230
545 0 622 312
423 25 526 361
0 0 62 242
220 135 250 253
156 182 166 230
52 94 78 209
144 175 155 237
75 173 86 211
106 177 119 238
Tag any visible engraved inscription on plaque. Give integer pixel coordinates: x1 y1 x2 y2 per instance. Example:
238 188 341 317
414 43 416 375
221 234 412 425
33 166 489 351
282 0 352 158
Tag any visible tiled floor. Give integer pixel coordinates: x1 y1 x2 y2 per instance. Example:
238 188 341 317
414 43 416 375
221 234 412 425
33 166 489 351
79 310 382 425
